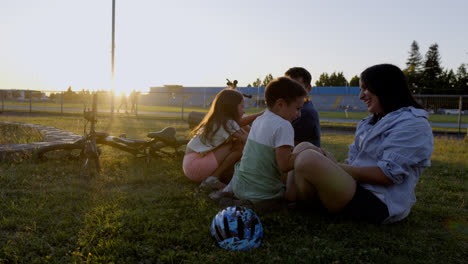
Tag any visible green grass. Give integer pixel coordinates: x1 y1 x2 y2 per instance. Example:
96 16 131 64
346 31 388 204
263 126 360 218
0 115 467 263
0 123 43 144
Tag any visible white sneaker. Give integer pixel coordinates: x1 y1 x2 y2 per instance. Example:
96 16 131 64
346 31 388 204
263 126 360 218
199 176 226 191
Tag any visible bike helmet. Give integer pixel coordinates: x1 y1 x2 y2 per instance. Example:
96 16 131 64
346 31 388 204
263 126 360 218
211 206 263 251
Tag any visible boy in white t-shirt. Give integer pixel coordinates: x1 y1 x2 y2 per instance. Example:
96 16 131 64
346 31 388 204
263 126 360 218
231 77 307 203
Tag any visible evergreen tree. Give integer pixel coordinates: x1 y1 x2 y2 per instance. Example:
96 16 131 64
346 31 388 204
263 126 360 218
440 69 457 94
422 43 443 93
455 64 468 94
404 41 424 91
252 78 262 87
406 41 423 72
261 73 274 87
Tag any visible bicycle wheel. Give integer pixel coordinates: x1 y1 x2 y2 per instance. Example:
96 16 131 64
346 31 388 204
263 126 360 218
79 139 101 177
35 141 83 160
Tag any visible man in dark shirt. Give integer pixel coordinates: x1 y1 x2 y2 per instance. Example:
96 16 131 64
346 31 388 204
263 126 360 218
285 67 321 147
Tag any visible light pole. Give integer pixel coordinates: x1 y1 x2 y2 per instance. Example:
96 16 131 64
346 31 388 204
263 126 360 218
110 0 116 116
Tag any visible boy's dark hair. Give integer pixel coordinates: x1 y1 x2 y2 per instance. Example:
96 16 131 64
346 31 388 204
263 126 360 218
264 77 306 109
360 64 422 123
284 67 312 88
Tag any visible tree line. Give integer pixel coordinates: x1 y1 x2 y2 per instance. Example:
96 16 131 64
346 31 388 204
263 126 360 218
48 86 114 103
248 41 468 94
404 41 467 94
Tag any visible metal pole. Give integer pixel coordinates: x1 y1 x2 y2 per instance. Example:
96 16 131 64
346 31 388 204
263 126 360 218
135 92 138 117
110 0 116 117
458 96 463 133
61 91 64 115
257 86 260 108
29 91 32 113
181 93 184 120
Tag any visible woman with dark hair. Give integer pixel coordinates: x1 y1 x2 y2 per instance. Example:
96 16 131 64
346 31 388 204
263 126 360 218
286 64 434 224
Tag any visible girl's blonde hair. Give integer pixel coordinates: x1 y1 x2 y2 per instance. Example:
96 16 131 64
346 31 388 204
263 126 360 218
190 89 243 144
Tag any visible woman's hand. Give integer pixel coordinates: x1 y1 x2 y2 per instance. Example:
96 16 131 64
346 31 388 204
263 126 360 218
319 148 338 164
233 128 248 144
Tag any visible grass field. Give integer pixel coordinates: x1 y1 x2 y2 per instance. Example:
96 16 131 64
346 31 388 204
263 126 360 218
0 114 467 263
0 123 43 144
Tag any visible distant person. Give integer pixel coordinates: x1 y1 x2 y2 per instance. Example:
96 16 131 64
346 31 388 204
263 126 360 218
130 90 137 114
345 104 350 118
117 92 128 114
230 77 306 203
288 64 434 224
183 89 262 185
285 67 321 147
226 78 252 99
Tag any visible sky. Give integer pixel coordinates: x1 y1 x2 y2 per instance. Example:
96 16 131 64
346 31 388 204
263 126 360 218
1 0 467 95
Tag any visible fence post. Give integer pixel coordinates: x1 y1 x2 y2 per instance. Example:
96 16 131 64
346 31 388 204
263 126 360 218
257 86 260 108
181 93 185 120
458 96 463 134
61 91 64 115
110 90 115 118
29 91 32 113
135 94 138 117
1 90 4 113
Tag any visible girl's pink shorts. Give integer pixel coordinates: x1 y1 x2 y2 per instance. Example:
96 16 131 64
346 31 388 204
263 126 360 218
183 152 219 182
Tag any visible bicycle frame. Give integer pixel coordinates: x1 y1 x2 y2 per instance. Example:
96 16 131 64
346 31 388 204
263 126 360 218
96 127 187 159
80 92 101 176
36 94 188 172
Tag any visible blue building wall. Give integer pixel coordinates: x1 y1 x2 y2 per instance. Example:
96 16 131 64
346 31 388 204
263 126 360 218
141 86 364 110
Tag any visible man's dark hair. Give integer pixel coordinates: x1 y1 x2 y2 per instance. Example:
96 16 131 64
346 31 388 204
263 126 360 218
265 77 306 109
285 67 312 88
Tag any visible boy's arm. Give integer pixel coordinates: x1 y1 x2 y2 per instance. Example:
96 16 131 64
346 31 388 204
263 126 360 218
276 145 296 173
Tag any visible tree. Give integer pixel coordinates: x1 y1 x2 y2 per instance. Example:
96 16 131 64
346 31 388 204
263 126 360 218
315 73 330 86
12 91 21 98
63 86 77 102
349 75 360 86
422 43 443 93
261 73 274 87
404 41 424 91
439 69 457 94
315 72 348 86
252 78 262 87
329 72 348 86
455 64 468 94
406 41 423 73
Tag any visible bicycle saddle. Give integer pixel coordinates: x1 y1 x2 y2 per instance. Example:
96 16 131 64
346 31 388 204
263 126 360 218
147 127 176 143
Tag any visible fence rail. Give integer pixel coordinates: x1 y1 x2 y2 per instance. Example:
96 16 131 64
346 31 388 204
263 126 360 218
1 90 467 132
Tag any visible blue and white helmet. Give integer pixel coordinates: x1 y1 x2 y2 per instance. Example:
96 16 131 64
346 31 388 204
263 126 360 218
211 206 263 251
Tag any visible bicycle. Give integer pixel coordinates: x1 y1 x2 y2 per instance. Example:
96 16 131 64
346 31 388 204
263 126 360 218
36 93 188 176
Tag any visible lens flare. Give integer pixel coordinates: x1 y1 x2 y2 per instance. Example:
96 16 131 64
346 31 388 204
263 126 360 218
445 219 468 239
